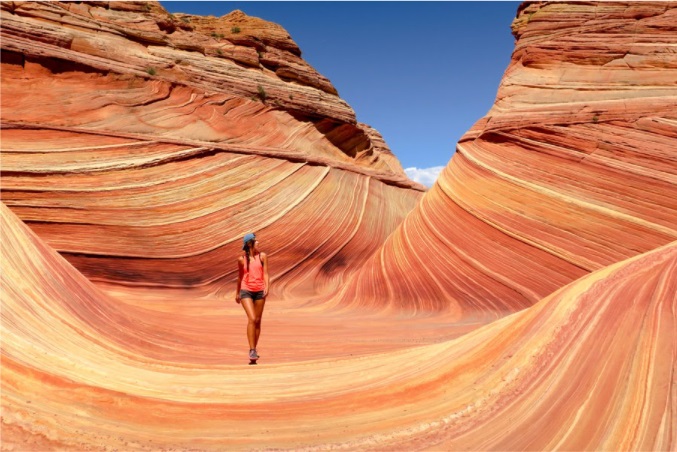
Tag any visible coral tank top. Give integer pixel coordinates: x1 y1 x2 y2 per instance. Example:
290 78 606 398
242 252 265 291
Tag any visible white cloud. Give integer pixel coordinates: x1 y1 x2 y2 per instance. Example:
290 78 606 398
404 166 444 188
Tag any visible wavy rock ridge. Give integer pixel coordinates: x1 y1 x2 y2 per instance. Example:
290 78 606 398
2 1 677 450
336 1 677 318
1 0 423 297
3 202 675 450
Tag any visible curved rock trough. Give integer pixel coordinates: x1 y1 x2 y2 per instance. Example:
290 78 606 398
1 1 676 450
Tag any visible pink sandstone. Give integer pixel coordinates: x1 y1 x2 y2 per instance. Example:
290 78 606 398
336 0 677 319
2 198 675 450
1 1 676 450
1 0 423 292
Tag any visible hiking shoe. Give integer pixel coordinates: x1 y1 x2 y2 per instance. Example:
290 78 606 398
249 349 259 360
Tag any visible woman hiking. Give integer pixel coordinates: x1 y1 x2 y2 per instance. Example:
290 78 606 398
236 232 269 364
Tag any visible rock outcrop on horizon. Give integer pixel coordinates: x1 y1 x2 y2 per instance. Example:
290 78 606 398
335 1 677 318
1 1 676 451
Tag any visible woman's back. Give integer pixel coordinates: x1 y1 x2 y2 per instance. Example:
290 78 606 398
241 252 265 292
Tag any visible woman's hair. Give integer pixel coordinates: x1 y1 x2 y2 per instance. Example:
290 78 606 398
244 240 254 271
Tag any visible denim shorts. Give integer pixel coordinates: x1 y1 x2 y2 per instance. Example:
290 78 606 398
240 290 265 301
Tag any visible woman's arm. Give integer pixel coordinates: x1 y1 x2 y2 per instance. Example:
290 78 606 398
236 256 244 303
262 252 270 297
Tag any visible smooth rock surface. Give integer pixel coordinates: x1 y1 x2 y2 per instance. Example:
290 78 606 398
1 0 423 296
2 202 675 450
1 1 677 450
336 0 677 318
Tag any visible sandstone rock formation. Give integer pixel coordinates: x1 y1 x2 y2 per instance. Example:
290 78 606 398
1 0 423 297
335 1 677 318
2 1 676 451
3 198 675 451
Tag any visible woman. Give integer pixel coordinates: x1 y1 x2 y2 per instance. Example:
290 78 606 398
235 232 269 362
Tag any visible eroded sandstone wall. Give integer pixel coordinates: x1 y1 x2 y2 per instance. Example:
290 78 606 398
2 2 676 450
335 1 677 317
1 1 424 296
3 198 675 450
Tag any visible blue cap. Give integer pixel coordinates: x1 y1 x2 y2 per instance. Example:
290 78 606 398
242 233 256 250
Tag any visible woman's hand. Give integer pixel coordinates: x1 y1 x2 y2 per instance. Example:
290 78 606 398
264 286 269 297
235 293 241 304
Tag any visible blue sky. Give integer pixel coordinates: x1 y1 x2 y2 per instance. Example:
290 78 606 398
161 1 520 185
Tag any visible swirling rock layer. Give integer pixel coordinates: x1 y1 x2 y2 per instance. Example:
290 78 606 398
2 1 677 451
1 0 423 296
2 202 675 450
336 1 677 318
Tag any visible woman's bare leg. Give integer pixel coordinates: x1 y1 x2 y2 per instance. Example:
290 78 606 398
253 298 266 348
241 298 257 350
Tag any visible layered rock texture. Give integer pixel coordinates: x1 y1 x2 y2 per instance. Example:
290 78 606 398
1 0 423 296
335 1 677 317
3 202 675 450
2 1 676 451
